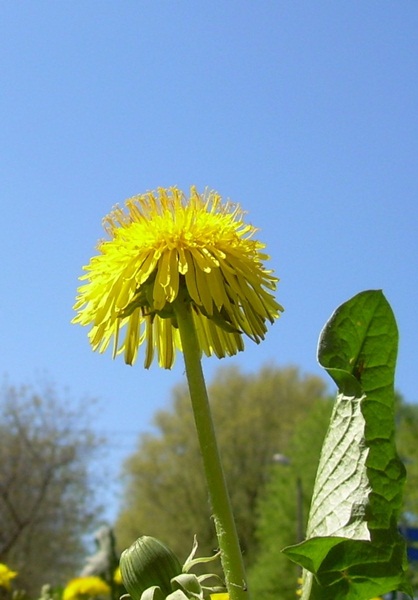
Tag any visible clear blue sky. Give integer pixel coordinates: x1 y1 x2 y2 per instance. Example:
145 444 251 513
2 2 418 521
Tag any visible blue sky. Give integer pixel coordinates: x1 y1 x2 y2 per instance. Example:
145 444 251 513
2 2 418 521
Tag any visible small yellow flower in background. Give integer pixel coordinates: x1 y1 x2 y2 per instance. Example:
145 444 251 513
296 575 303 596
210 595 229 600
0 564 17 590
113 567 122 586
73 186 283 368
63 577 110 600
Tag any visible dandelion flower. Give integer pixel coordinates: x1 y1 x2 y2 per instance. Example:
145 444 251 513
0 564 17 590
113 567 123 586
63 577 111 600
73 186 283 368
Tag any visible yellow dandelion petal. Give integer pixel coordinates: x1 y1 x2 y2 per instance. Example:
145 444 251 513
168 249 180 300
193 311 244 359
189 246 214 274
205 315 224 357
144 315 155 368
156 316 179 368
136 250 159 286
154 249 172 309
184 249 202 305
124 308 141 365
73 186 283 368
177 245 189 274
192 310 211 356
205 266 230 310
194 258 215 316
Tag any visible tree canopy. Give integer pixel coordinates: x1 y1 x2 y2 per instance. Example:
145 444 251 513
248 399 332 600
0 382 103 596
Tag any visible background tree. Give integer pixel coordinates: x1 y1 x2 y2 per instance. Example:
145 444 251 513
396 396 418 526
115 364 330 569
0 382 103 596
395 397 418 593
248 399 332 600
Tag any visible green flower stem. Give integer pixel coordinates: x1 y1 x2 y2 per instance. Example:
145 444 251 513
174 299 249 600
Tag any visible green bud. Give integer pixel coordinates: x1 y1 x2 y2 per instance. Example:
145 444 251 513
120 536 182 600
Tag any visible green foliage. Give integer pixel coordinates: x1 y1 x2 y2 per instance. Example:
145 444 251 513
283 290 411 599
248 399 333 600
248 398 418 600
395 399 418 592
115 365 329 567
0 383 103 596
116 291 417 599
396 399 418 526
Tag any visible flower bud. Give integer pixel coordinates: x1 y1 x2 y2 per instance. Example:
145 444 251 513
119 536 182 599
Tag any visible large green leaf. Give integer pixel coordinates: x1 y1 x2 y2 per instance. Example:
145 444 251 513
283 290 411 599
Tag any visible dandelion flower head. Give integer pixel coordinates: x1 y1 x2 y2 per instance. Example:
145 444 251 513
63 577 111 600
0 564 17 590
73 186 283 368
